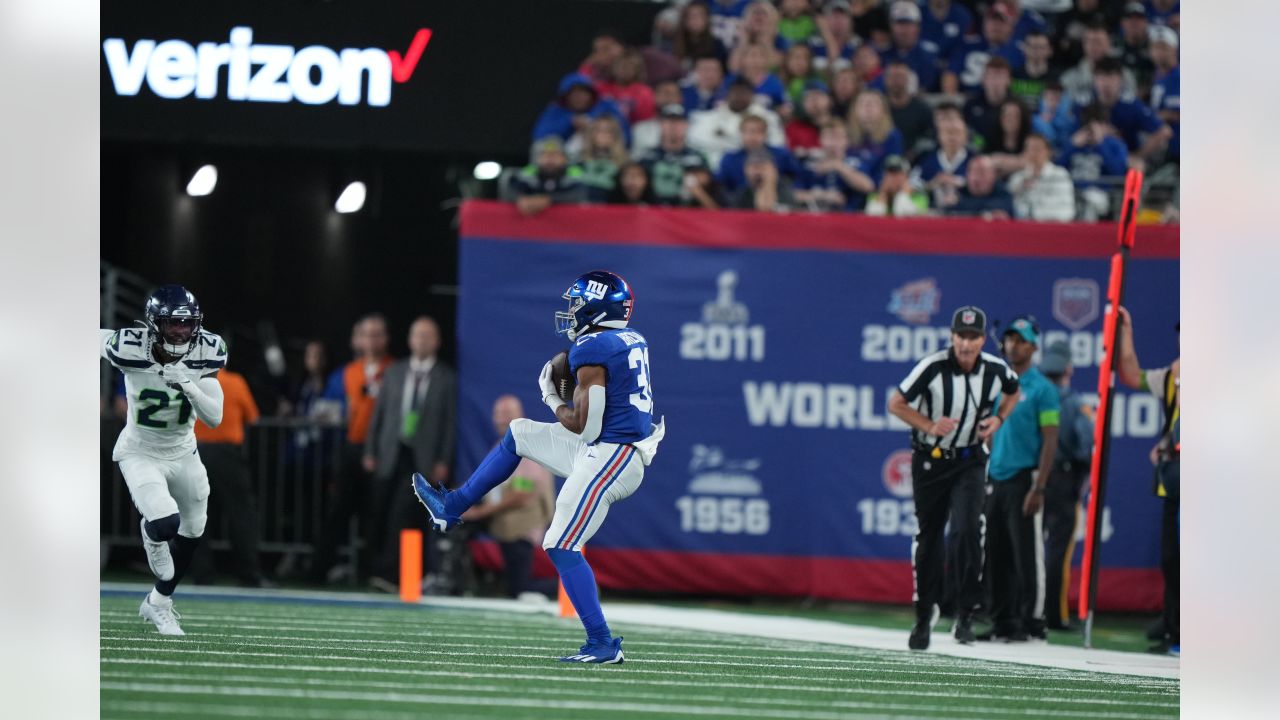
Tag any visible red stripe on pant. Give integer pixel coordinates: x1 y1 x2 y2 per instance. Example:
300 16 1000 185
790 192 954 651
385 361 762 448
561 447 633 549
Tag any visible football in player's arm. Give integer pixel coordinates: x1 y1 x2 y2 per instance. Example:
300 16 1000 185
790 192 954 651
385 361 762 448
413 271 665 664
101 284 226 636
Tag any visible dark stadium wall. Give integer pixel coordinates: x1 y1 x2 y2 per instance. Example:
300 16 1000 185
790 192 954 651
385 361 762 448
101 1 664 403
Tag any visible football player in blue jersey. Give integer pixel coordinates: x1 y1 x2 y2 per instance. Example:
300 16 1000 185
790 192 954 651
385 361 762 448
412 271 665 664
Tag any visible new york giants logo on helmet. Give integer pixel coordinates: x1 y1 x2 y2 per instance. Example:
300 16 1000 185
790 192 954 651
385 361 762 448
555 270 634 340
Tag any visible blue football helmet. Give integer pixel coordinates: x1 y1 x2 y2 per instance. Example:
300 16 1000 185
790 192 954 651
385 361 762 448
145 284 203 358
555 271 634 341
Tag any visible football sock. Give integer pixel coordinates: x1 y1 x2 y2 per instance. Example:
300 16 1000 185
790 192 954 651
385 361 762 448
445 429 521 516
155 534 202 597
547 548 612 644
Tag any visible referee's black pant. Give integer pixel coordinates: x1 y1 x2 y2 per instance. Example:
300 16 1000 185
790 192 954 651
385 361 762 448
985 469 1045 635
911 451 986 622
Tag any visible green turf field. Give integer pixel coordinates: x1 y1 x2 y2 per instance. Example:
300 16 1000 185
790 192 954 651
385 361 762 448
101 594 1179 720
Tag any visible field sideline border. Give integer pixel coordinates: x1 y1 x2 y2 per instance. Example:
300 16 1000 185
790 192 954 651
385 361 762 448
100 582 1178 680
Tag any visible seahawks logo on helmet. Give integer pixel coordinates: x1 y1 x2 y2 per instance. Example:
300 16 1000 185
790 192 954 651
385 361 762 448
555 270 634 341
145 284 204 359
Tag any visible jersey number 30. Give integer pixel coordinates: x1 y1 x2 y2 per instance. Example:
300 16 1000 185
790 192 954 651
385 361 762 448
628 347 653 413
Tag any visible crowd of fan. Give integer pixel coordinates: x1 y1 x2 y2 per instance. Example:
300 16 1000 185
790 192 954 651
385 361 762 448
514 0 1179 222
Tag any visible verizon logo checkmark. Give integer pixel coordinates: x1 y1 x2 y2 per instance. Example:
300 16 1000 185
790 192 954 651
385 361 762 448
388 28 432 83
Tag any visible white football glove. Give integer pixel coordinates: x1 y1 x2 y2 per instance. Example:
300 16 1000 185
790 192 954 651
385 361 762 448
538 361 565 412
159 364 193 393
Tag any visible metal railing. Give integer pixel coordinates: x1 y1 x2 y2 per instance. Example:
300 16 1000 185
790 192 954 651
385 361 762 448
102 418 348 559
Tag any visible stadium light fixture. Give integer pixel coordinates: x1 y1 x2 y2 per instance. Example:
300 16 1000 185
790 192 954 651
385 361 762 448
335 181 367 213
185 165 218 197
473 161 501 181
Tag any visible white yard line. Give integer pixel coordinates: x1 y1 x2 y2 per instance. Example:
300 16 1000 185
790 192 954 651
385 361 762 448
100 681 1167 720
101 582 1179 680
99 668 1178 709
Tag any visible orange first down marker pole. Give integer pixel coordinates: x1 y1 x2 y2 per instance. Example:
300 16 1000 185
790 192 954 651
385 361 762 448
400 529 423 603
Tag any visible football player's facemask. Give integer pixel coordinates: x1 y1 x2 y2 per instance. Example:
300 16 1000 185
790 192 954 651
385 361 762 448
554 270 634 341
145 284 204 359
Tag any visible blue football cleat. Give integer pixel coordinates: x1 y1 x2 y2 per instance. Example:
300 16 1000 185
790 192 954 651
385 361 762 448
558 637 625 664
411 473 460 533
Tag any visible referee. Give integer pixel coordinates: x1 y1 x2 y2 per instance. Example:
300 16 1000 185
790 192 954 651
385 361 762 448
889 305 1020 650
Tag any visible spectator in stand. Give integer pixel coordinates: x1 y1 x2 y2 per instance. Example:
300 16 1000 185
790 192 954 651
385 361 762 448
1032 80 1076 151
830 66 861 119
1146 0 1179 29
847 89 904 181
513 137 586 216
785 80 836 157
364 316 456 593
597 50 656 126
850 0 891 50
963 57 1014 151
865 155 928 216
311 314 393 584
943 2 1025 96
1053 0 1117 72
911 103 972 207
880 2 940 92
920 0 975 64
1059 103 1128 220
778 0 818 46
1079 58 1171 163
1148 26 1179 166
675 2 729 71
730 149 795 211
795 119 877 212
853 45 883 87
192 355 268 587
709 0 753 48
728 1 788 71
723 42 790 113
1060 22 1135 107
1118 3 1155 97
288 340 343 423
683 165 727 209
530 73 628 145
631 81 684 157
1012 30 1058 105
1002 0 1047 42
682 55 727 113
1008 133 1076 221
607 162 659 205
717 114 799 192
640 104 710 205
781 44 822 107
688 77 785 170
577 31 625 84
988 98 1032 175
575 116 629 203
810 1 861 75
942 155 1014 219
460 396 557 601
883 61 933 159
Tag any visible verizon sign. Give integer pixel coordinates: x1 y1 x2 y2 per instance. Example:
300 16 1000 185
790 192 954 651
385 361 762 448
102 26 431 107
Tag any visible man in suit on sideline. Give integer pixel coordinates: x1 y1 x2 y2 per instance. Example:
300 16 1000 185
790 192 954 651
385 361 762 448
364 316 457 590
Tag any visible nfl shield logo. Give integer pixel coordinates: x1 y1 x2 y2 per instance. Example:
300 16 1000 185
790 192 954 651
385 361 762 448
882 449 914 498
1052 279 1100 331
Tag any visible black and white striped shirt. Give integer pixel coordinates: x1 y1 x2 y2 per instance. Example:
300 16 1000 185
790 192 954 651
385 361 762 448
897 349 1020 450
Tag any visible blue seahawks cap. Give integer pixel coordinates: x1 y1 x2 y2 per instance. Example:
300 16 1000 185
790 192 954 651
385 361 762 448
1005 316 1040 345
804 79 831 94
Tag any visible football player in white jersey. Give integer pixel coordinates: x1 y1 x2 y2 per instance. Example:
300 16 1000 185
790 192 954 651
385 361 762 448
101 285 226 635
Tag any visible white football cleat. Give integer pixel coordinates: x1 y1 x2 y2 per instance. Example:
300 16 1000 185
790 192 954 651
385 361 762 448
139 594 185 636
140 519 174 581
